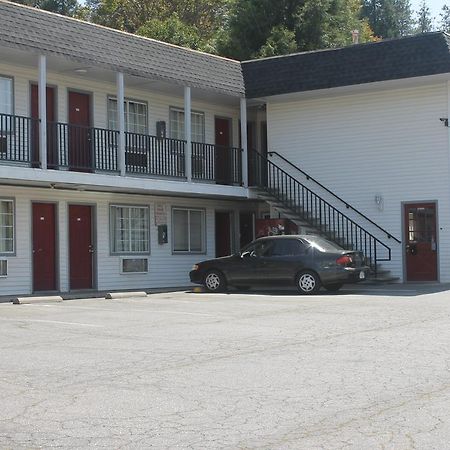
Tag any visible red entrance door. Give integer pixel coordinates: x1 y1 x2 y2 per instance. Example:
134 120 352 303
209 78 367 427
32 203 57 291
68 91 92 171
215 117 231 185
69 205 94 290
31 85 56 167
215 211 232 257
404 203 438 281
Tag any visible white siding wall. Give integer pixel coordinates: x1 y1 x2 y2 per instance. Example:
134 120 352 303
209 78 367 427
267 82 450 281
0 185 253 296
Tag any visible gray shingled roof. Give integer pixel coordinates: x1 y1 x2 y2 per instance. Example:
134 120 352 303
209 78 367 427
0 0 244 97
2 1 450 100
242 32 450 98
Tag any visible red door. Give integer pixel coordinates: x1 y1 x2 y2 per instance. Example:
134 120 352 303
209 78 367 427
68 91 92 171
69 205 94 290
404 203 438 281
31 85 56 167
215 211 232 257
32 203 57 291
215 117 231 185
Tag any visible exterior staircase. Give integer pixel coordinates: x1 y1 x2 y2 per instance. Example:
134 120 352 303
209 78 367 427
249 150 401 283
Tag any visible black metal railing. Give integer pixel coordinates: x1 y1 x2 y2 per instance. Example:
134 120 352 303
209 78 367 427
249 149 393 270
0 115 245 187
192 142 242 185
0 113 39 164
268 151 401 243
125 132 186 178
47 121 119 172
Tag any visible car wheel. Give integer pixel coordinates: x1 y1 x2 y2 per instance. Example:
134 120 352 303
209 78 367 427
324 283 343 292
204 270 226 292
296 271 321 295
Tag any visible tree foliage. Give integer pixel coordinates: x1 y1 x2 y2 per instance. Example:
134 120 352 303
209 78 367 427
217 0 374 60
440 5 450 32
10 0 80 16
257 26 298 58
137 13 207 51
86 0 228 36
10 0 441 60
361 0 413 38
415 0 433 33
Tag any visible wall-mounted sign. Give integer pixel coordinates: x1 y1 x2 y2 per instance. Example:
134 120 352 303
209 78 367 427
155 203 167 226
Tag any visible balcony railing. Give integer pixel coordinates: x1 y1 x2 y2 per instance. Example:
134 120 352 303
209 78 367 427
0 113 39 165
192 142 242 185
125 131 186 178
0 114 244 186
47 122 119 172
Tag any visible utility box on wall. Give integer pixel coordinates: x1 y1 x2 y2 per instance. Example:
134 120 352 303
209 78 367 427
156 121 166 138
158 224 168 244
255 219 298 238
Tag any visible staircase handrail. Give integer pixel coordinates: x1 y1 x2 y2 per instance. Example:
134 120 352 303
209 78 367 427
249 149 393 268
268 150 401 243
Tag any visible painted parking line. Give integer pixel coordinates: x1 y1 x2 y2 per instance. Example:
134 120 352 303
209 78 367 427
0 317 103 327
151 310 214 317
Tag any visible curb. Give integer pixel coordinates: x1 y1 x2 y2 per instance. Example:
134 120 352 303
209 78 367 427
105 291 148 299
13 296 63 305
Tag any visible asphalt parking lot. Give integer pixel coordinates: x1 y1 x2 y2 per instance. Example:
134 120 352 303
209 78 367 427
1 285 450 449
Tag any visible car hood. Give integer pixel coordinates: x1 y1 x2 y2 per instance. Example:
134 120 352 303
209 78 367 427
198 254 237 266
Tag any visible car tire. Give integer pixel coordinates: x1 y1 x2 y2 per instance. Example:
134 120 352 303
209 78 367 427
324 283 343 292
204 270 227 292
296 271 321 295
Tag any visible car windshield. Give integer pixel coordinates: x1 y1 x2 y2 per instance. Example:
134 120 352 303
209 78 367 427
304 236 343 252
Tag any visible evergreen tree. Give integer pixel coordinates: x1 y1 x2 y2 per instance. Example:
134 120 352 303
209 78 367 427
257 26 297 58
440 4 450 32
415 0 433 33
361 0 413 38
218 0 373 61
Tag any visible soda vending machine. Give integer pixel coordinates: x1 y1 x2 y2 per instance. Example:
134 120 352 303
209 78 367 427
255 219 298 238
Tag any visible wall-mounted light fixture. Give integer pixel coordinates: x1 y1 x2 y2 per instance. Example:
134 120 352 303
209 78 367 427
375 194 384 212
440 118 449 127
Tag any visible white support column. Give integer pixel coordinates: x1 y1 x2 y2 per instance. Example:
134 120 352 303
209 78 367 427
116 72 126 176
240 97 248 187
38 55 47 170
184 86 192 182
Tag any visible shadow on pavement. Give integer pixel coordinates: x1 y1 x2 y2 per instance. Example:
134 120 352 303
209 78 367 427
189 283 450 298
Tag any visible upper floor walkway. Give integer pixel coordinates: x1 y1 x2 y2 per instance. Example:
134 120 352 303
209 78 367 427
0 1 252 199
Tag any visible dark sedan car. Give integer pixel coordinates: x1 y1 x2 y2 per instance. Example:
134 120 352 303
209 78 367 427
190 235 370 294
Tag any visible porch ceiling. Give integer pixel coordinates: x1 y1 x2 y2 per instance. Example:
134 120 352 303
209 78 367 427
0 46 240 107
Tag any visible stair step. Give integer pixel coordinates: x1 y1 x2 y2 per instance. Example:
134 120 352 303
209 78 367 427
363 276 400 284
255 187 394 277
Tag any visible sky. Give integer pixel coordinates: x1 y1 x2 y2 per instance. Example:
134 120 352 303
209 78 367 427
411 0 447 20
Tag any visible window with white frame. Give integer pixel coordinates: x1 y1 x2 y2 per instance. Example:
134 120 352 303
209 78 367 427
172 208 205 253
0 200 14 254
110 205 149 254
0 77 13 115
170 108 205 143
108 98 148 134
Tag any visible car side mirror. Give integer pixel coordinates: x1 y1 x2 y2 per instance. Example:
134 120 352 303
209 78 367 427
240 251 251 258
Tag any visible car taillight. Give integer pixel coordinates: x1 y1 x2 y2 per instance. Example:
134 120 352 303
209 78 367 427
336 255 353 266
